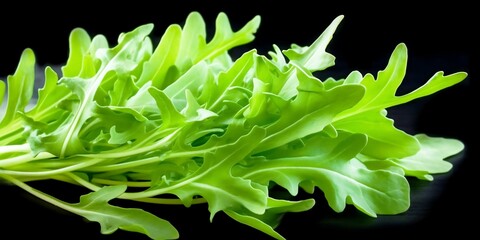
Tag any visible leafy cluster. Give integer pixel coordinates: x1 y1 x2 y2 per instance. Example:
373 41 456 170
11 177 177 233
0 12 466 239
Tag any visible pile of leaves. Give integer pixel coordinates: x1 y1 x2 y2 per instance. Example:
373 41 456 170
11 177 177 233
0 12 466 239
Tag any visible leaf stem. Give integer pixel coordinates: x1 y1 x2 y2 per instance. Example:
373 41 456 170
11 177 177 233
0 151 55 168
0 157 105 177
0 143 31 153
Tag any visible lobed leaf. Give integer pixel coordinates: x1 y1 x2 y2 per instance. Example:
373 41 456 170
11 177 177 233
0 48 35 127
165 127 268 218
71 185 179 239
240 133 410 217
362 134 465 180
283 15 343 72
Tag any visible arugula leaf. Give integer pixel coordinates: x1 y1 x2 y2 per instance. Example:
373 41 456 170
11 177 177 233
333 43 467 159
239 132 410 217
0 49 35 127
224 198 316 240
72 185 179 239
361 134 465 181
283 15 342 72
142 127 269 218
1 175 178 239
255 68 365 153
0 49 35 146
0 11 467 239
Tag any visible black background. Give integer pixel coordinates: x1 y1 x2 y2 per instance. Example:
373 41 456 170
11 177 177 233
1 1 477 239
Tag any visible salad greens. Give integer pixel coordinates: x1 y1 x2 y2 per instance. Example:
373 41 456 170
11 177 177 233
0 11 466 239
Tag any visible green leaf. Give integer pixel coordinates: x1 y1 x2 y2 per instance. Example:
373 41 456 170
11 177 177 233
166 127 268 219
148 87 185 128
362 134 465 180
90 104 148 147
163 61 209 111
175 11 207 72
136 24 182 88
334 109 420 159
22 68 72 154
332 43 467 159
37 24 154 158
195 12 261 62
334 43 467 119
71 185 179 239
241 133 410 217
255 67 365 153
225 209 286 240
206 50 256 111
254 52 293 98
283 15 343 72
224 197 315 240
0 48 35 127
62 29 109 79
61 27 93 78
27 67 71 118
182 89 218 122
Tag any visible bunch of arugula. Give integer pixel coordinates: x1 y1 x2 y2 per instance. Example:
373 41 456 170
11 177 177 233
0 12 466 239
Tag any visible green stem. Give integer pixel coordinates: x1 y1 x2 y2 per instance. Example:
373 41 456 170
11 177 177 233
0 157 105 177
0 143 31 154
82 128 180 159
134 196 207 205
0 127 24 146
88 176 207 204
0 151 55 168
69 172 206 204
91 177 151 187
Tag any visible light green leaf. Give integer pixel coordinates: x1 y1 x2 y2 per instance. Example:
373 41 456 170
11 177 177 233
62 28 93 78
255 67 365 153
195 12 261 62
175 11 207 72
0 48 35 127
334 109 419 159
108 74 139 106
71 185 179 239
38 24 154 158
136 24 182 88
206 50 255 111
167 127 268 218
332 43 466 160
225 210 285 240
148 86 185 128
224 197 315 240
283 15 343 72
182 89 218 122
163 61 209 111
241 133 410 217
254 53 292 97
362 134 465 180
124 82 158 116
334 43 467 120
89 104 148 147
27 67 70 118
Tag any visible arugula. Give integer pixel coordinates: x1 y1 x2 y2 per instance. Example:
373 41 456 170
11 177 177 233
0 12 466 239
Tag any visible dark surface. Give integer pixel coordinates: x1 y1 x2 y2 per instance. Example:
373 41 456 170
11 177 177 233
1 1 477 239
